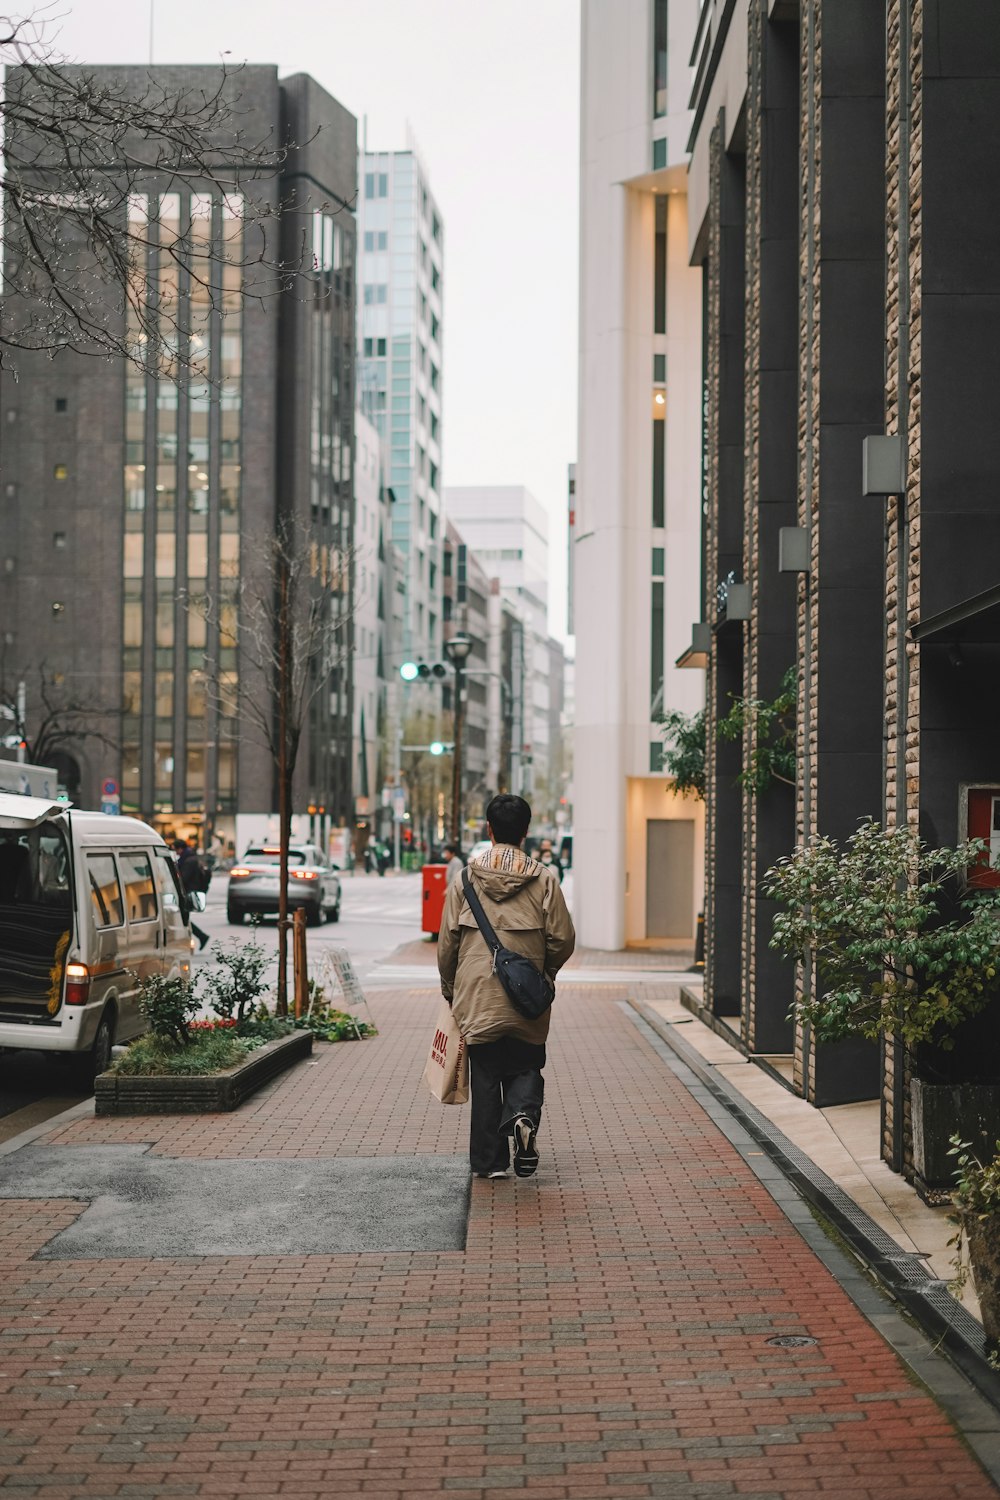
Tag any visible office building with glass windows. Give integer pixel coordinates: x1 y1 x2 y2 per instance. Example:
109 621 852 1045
574 1 705 950
0 66 357 850
356 146 444 676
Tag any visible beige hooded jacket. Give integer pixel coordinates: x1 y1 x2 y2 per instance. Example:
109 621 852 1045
437 845 576 1045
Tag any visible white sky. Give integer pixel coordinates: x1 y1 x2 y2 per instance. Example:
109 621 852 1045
48 0 581 641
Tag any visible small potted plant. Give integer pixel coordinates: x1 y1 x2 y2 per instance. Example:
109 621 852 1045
949 1135 1000 1350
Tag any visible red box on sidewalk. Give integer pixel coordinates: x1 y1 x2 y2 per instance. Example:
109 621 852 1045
422 863 448 936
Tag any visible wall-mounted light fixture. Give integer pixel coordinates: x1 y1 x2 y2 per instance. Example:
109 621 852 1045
778 526 809 574
862 434 905 496
676 622 711 669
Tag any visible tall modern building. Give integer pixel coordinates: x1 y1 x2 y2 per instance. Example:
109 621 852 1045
352 408 391 845
356 146 444 675
443 484 554 812
574 1 705 950
0 66 357 852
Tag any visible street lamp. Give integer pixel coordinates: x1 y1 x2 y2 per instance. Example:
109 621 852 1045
443 633 473 846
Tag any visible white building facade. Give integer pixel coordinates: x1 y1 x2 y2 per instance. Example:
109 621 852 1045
443 484 555 817
352 409 389 833
574 0 705 950
356 147 444 670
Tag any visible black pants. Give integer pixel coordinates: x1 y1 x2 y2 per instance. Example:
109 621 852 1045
468 1037 545 1174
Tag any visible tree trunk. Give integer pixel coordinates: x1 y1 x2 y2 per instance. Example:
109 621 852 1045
276 561 291 1018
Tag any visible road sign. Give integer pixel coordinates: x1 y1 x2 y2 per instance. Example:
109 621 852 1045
102 778 119 798
101 797 121 817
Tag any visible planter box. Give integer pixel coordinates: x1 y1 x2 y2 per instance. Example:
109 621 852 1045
94 1031 313 1116
911 1079 1000 1203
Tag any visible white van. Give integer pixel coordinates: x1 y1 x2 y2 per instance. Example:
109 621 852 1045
0 793 201 1079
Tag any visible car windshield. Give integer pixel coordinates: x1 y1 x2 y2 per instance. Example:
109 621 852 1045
244 848 306 866
0 819 73 1009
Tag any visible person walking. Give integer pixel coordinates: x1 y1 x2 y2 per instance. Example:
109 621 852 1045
437 793 575 1180
441 842 464 887
175 840 210 951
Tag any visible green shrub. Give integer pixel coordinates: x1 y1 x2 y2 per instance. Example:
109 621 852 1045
111 1030 250 1076
200 932 271 1032
764 820 1000 1047
138 973 199 1046
295 1004 376 1043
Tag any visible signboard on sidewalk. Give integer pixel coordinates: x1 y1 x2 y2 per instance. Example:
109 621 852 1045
320 947 376 1039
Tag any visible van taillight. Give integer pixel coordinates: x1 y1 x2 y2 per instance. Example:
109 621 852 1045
65 964 91 1006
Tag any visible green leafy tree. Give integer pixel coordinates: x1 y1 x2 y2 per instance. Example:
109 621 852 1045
659 708 706 798
717 666 797 794
763 820 1000 1048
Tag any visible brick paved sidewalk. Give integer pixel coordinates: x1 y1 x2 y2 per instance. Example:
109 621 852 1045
0 984 996 1499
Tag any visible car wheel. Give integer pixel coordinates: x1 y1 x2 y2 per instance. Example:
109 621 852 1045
79 1011 114 1086
329 901 340 923
305 902 322 927
227 902 244 924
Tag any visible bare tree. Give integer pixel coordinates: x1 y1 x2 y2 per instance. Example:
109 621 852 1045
191 518 352 1015
0 7 321 373
0 660 117 769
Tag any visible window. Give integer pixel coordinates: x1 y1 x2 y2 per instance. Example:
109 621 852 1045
364 338 373 357
652 547 665 577
118 850 158 923
377 338 387 356
54 397 67 413
654 196 667 334
153 848 186 915
654 0 669 117
53 532 67 549
650 741 664 773
88 854 124 927
652 418 665 528
650 581 665 710
653 353 666 381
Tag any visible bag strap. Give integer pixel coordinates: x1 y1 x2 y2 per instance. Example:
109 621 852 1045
461 867 502 958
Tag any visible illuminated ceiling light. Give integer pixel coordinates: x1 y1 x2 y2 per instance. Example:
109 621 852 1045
654 392 666 405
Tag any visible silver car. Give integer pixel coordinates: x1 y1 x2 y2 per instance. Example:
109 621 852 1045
227 844 341 926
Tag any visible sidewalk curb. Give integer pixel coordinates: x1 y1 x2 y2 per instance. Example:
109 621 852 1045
0 1096 96 1158
623 996 1000 1482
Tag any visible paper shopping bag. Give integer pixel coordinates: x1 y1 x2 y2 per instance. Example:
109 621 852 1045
423 999 469 1105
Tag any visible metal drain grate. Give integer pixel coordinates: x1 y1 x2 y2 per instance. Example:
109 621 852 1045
766 1335 818 1348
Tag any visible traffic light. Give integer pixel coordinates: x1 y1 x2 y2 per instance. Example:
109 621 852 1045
399 660 448 681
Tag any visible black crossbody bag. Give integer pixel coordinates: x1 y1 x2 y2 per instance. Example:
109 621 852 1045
461 868 555 1021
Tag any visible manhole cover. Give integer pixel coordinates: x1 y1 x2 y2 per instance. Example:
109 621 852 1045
765 1335 817 1348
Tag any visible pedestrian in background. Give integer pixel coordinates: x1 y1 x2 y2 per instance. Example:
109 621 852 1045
175 840 210 951
437 794 575 1180
441 842 464 887
537 838 564 883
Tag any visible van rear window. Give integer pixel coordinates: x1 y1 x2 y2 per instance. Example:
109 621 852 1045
0 821 73 1011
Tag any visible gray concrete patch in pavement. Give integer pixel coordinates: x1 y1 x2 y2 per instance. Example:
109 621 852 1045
0 1145 470 1257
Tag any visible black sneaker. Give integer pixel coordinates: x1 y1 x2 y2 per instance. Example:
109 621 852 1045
512 1116 539 1178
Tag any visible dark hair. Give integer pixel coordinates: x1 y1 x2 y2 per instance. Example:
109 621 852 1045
485 793 531 846
441 843 456 857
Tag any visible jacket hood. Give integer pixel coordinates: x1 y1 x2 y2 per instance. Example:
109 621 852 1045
469 844 543 902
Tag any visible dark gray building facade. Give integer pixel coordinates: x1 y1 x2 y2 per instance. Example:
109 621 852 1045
688 0 1000 1186
0 65 356 847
